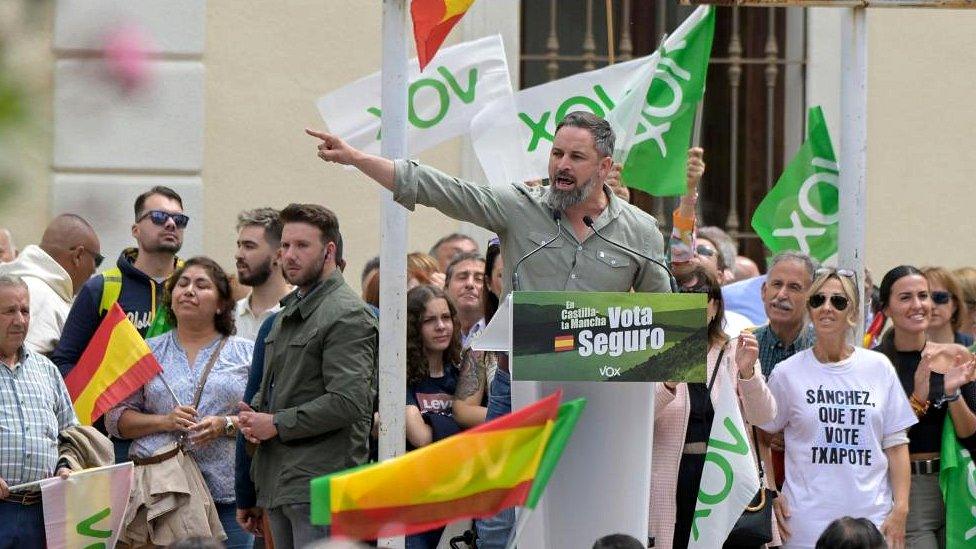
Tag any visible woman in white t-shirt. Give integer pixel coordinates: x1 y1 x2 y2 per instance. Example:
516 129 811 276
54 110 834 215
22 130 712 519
759 268 917 549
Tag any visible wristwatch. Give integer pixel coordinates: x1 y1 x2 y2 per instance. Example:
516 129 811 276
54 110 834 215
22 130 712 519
224 416 237 436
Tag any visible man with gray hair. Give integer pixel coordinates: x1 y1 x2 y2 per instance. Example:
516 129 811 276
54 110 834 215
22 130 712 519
755 250 817 378
0 275 77 545
0 214 101 354
306 111 673 295
429 233 478 273
234 208 292 340
0 229 15 263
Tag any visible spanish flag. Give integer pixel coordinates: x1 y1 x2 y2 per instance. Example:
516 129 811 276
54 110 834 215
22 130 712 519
65 303 162 425
311 392 583 539
411 0 475 70
553 334 575 352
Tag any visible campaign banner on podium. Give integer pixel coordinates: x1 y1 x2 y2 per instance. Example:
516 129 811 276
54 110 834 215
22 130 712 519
512 292 708 383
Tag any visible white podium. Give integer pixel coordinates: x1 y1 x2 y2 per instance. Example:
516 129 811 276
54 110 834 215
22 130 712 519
472 295 656 548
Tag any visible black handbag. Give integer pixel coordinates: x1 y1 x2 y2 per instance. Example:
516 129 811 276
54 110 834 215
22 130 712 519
706 348 777 547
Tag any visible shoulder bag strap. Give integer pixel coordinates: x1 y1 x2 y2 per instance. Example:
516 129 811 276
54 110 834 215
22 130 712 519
706 341 728 392
192 338 227 409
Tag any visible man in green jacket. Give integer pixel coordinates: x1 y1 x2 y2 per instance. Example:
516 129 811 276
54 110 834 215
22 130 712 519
239 203 377 548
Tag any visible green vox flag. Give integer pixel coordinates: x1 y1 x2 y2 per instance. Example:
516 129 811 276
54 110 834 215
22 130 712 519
751 106 839 261
619 6 714 197
524 398 586 509
940 414 976 548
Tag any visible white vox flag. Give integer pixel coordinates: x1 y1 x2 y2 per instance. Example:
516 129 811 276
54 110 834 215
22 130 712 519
470 6 712 188
317 34 513 156
41 462 134 549
688 365 761 548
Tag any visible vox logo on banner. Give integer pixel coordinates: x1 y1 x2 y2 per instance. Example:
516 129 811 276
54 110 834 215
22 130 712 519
688 366 760 548
317 34 512 156
751 106 839 262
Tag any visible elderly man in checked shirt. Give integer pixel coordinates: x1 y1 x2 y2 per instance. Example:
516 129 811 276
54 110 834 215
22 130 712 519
0 275 76 547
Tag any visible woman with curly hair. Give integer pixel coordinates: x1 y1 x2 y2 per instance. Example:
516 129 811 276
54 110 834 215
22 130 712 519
404 284 463 450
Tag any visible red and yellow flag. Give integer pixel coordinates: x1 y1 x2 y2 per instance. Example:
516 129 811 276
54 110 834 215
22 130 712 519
411 0 475 71
65 303 162 425
311 391 562 539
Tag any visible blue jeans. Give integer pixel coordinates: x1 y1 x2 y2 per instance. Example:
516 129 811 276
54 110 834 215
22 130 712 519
486 367 511 421
0 500 45 548
217 502 255 548
476 368 514 547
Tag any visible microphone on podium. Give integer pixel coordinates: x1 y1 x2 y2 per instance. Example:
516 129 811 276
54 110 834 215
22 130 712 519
511 210 564 292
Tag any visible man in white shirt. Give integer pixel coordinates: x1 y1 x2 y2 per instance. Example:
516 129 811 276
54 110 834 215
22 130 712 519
0 214 101 354
234 208 291 341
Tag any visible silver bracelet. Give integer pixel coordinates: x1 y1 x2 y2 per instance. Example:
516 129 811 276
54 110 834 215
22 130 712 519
933 390 962 408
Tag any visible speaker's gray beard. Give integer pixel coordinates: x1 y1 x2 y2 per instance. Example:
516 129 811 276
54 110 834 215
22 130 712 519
545 177 598 212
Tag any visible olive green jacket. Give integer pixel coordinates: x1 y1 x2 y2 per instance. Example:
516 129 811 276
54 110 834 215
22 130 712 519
250 269 377 508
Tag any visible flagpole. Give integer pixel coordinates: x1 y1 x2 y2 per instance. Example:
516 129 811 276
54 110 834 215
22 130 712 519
158 374 183 407
605 0 615 65
503 506 533 549
378 1 409 548
838 6 867 343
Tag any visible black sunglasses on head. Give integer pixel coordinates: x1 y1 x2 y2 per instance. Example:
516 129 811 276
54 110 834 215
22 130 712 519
808 293 850 311
138 210 189 229
931 291 953 305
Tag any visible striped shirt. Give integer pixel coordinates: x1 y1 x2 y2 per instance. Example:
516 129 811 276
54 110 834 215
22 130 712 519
755 324 816 378
0 349 78 486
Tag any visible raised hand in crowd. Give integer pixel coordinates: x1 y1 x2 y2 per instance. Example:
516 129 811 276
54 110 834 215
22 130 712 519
0 476 8 499
735 330 759 379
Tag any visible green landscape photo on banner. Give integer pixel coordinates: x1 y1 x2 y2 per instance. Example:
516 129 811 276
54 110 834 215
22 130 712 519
512 292 708 383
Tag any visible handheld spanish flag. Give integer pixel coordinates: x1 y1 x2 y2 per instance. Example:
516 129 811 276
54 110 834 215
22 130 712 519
65 303 162 425
411 0 475 71
310 391 584 539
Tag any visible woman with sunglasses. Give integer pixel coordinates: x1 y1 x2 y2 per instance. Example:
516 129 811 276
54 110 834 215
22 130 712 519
877 265 976 548
759 268 917 549
921 267 973 347
952 267 976 340
651 266 775 549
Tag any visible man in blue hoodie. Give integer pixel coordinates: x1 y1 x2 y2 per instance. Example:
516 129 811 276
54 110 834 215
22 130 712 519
53 186 186 461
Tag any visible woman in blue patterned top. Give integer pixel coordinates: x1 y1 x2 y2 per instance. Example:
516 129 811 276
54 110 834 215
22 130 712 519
106 257 253 547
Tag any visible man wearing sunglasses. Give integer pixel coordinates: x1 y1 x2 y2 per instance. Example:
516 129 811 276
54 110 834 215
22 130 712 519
0 214 101 355
53 186 186 462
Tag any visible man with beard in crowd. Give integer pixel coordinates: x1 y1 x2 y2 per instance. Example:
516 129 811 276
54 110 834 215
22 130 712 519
305 111 671 294
234 208 292 341
239 203 376 548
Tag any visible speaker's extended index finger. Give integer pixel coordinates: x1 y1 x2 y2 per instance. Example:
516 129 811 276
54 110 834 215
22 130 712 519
305 127 330 140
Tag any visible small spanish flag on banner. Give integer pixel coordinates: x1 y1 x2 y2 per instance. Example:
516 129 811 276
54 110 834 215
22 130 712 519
553 334 575 352
65 303 162 425
411 0 476 70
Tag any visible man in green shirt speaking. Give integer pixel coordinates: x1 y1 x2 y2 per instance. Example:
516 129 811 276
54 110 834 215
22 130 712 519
306 111 671 294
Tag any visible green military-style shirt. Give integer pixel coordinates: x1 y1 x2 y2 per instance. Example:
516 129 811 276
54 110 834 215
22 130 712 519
250 269 378 508
393 159 670 294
